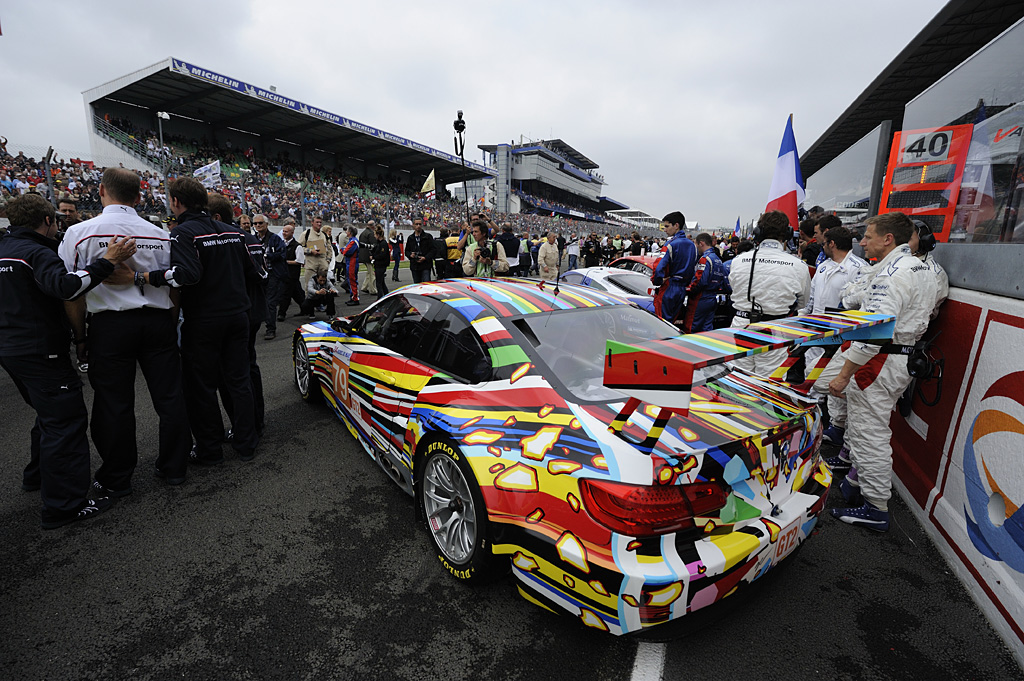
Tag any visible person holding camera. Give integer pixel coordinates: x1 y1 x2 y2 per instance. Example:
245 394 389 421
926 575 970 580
826 212 938 533
301 269 338 319
727 210 810 376
462 220 509 277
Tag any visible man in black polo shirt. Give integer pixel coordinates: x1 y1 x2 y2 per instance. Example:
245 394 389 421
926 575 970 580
405 216 434 283
0 193 136 529
138 178 264 464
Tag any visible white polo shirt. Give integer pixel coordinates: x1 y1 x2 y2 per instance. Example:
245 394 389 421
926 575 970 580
802 250 867 315
59 204 174 312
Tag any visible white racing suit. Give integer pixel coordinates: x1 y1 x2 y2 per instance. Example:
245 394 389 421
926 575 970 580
727 239 810 376
836 244 935 510
815 250 945 429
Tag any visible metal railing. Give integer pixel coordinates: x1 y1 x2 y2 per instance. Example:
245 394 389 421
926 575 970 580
92 116 161 172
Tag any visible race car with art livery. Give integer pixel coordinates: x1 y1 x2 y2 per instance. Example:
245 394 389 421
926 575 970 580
292 278 894 634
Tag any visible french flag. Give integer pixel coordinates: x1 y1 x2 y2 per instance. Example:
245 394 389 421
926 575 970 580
734 216 741 237
765 115 805 231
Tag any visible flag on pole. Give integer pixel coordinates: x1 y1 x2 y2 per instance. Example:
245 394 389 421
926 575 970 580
193 160 221 189
420 169 436 200
734 216 741 237
765 115 805 231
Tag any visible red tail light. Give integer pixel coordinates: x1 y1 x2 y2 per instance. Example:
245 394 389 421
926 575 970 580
579 479 727 537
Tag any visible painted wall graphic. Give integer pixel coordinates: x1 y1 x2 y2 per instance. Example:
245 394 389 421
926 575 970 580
890 290 1024 666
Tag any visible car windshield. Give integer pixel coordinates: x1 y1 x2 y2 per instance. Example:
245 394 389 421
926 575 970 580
518 306 729 402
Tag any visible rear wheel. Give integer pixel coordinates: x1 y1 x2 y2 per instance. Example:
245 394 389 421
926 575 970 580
419 439 499 582
294 337 321 402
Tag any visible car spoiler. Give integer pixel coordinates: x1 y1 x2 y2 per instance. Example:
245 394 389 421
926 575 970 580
603 311 894 449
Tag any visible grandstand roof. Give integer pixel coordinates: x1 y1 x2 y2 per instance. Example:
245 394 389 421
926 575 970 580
801 0 1024 177
82 58 495 184
537 139 598 170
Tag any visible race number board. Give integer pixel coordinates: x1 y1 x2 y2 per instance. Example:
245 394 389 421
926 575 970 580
878 125 974 242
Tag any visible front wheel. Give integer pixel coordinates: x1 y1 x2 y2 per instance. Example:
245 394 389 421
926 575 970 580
419 440 500 582
294 337 321 402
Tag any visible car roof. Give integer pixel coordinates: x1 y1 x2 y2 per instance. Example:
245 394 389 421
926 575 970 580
399 277 630 317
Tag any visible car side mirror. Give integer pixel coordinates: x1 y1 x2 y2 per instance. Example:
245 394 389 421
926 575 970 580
330 317 354 335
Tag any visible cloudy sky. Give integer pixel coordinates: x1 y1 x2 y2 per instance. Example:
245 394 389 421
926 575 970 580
0 0 947 227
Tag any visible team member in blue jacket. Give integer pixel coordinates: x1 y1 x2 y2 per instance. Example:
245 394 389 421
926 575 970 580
684 232 728 332
252 213 288 340
341 225 360 306
0 193 137 529
650 211 697 324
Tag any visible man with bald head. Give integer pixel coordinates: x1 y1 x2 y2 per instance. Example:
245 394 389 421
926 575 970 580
59 167 191 493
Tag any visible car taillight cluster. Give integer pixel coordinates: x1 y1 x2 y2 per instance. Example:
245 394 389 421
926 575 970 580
579 478 727 537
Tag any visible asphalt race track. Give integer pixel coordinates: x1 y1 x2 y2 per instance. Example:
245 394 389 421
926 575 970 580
1 270 1020 681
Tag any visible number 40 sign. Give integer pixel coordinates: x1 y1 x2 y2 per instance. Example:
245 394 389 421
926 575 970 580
901 130 952 163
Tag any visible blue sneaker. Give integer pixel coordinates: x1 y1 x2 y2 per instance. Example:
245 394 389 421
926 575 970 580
824 446 852 470
822 424 845 447
839 475 862 505
831 502 889 533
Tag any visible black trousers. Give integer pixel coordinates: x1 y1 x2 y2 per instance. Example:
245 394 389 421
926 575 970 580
276 275 305 317
374 266 389 297
181 313 257 460
265 276 285 332
88 308 191 488
300 293 337 317
219 316 264 436
1 353 91 520
411 267 430 283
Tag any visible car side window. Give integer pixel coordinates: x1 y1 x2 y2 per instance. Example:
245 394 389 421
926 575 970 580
381 295 435 357
560 272 583 284
586 278 608 291
359 298 401 344
415 309 492 383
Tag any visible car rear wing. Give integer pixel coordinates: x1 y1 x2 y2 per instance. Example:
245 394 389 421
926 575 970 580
603 311 894 450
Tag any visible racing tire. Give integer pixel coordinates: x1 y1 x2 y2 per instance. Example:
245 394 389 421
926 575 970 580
418 439 501 583
293 336 322 402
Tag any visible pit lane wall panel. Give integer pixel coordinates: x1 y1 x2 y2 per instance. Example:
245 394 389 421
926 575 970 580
890 286 1024 666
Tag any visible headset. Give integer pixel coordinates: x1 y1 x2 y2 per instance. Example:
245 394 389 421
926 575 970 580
912 219 937 254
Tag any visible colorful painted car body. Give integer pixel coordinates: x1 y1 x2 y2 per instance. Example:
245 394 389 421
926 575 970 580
292 277 894 634
558 267 656 313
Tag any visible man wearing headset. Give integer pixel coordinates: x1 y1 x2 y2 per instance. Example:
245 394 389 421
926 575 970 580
727 210 810 376
827 212 937 533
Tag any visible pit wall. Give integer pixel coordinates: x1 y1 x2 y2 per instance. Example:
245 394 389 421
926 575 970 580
891 285 1024 665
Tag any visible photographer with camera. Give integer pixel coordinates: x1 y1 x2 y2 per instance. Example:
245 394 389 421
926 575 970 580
462 220 509 277
301 269 339 319
727 210 810 377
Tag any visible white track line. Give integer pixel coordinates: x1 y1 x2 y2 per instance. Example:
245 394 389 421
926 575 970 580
631 641 667 681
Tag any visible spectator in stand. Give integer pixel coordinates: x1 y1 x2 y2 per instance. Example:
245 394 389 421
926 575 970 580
340 225 360 306
405 217 434 283
371 225 391 299
301 269 338 319
389 228 403 282
1 193 137 529
538 232 560 281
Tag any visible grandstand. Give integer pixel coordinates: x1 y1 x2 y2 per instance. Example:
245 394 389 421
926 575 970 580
83 58 494 194
478 139 630 225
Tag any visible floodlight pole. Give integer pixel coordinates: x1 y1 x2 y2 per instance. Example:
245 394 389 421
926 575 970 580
157 111 171 215
43 147 57 208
